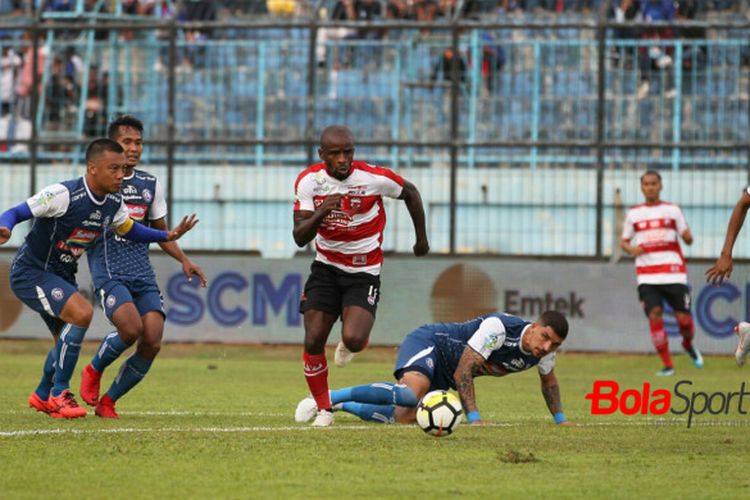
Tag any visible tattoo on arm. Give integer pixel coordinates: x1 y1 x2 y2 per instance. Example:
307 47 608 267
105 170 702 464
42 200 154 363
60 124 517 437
454 348 486 413
541 382 563 414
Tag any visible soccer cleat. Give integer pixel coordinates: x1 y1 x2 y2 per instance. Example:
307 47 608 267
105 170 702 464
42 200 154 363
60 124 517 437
735 322 750 367
95 394 119 419
655 367 675 377
47 390 87 419
311 409 334 427
80 364 102 406
295 396 318 423
687 346 704 369
28 392 62 419
334 341 356 367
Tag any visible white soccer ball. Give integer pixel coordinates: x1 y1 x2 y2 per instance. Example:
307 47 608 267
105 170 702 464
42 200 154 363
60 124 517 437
416 390 463 437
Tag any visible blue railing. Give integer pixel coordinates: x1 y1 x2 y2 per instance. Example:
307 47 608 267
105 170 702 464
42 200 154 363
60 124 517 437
0 21 748 257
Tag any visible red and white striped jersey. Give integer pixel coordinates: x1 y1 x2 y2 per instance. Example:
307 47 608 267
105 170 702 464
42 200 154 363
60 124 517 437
293 160 405 275
621 201 690 285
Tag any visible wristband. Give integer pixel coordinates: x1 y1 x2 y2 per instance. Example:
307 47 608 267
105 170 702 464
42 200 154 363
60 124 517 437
553 412 567 424
466 410 481 423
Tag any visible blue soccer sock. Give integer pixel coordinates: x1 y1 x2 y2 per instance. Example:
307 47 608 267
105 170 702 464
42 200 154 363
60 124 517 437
339 402 395 424
91 331 130 373
106 352 152 402
34 346 57 400
331 382 418 407
51 324 88 397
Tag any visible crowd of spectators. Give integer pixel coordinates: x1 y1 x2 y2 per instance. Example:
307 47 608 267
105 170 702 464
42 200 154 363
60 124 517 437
0 0 743 20
0 0 743 147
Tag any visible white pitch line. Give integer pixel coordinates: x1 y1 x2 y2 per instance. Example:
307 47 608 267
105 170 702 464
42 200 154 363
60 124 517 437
0 419 711 438
0 410 288 417
0 425 379 437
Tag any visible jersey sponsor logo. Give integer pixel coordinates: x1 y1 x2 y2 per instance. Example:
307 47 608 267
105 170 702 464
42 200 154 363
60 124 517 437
65 228 101 246
127 204 148 221
347 185 367 196
313 171 327 185
71 191 87 202
142 188 153 203
56 241 87 258
51 288 64 301
89 210 102 220
507 358 526 370
122 185 138 195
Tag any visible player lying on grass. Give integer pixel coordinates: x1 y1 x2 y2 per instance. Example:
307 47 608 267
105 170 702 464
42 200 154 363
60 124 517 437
295 310 572 426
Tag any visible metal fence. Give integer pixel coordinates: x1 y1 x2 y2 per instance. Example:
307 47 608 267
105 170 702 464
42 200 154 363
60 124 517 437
0 12 748 258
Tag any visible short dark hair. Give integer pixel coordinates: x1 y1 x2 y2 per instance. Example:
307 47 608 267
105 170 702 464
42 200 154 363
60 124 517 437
319 125 353 147
86 138 123 162
539 310 569 339
640 170 662 183
108 114 144 140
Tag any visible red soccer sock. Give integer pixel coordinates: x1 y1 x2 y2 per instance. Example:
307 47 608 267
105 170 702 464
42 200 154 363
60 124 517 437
677 315 695 351
303 352 331 410
649 319 673 368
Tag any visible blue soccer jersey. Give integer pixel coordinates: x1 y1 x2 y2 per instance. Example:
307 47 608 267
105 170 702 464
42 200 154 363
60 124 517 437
13 177 130 283
395 313 556 390
87 169 166 286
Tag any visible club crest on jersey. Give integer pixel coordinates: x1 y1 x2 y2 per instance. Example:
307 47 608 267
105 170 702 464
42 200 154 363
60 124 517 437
142 189 153 203
483 333 500 351
34 190 56 207
367 285 378 305
106 294 117 309
51 288 64 301
127 204 148 221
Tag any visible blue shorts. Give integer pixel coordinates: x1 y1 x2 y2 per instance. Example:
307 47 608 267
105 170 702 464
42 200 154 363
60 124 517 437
9 260 76 334
393 327 451 391
96 279 164 322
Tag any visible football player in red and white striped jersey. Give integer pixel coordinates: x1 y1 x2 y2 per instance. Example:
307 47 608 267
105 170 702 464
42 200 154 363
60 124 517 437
621 170 703 376
293 125 429 426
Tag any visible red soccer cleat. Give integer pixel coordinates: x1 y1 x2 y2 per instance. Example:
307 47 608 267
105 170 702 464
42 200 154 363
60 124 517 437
95 394 119 419
28 392 63 419
47 390 87 419
80 364 102 406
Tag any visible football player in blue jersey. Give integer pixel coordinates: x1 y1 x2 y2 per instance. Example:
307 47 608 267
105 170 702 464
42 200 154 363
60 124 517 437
79 115 207 419
0 138 198 418
295 310 572 426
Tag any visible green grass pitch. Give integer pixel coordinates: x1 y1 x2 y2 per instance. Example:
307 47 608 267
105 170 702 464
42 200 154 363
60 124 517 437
1 340 749 499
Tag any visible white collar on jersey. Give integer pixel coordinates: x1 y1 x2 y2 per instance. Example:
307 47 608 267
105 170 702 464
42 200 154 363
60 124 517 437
518 324 532 355
82 176 107 206
123 171 136 181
